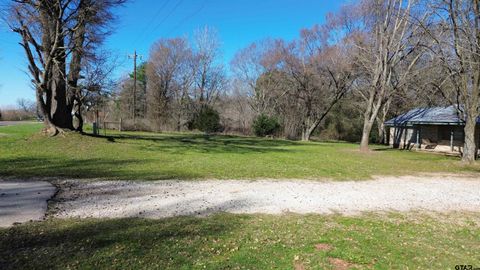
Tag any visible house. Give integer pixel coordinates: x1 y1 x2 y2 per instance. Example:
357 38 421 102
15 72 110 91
384 106 480 156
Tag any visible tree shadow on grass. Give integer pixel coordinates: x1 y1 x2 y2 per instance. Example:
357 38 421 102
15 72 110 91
0 157 203 180
0 214 250 270
0 133 306 180
371 147 397 152
88 133 301 155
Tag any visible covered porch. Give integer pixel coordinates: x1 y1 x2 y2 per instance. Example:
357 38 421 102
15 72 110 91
385 106 480 157
388 125 468 155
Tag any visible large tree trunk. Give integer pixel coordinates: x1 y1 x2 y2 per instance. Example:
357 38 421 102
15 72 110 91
301 119 321 141
72 98 84 132
360 98 375 152
360 97 383 152
67 7 86 133
50 68 73 129
376 99 391 144
301 129 310 141
35 86 60 135
377 121 386 144
462 112 478 163
41 6 73 131
360 119 375 152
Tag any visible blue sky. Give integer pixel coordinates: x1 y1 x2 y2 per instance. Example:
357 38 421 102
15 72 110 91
0 0 345 108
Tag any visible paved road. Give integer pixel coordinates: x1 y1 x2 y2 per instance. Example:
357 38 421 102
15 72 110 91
0 121 38 127
0 181 56 228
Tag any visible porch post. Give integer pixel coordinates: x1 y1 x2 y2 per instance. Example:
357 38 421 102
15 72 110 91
450 128 454 152
477 127 480 159
386 127 390 146
416 126 420 150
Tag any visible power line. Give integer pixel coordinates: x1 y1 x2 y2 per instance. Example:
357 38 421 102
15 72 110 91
131 0 172 47
142 0 184 42
166 0 206 37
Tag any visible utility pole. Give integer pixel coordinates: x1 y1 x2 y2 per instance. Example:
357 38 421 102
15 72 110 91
128 50 141 129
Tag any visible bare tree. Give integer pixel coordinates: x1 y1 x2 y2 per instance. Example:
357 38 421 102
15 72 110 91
191 27 226 108
230 39 282 115
75 51 118 131
281 26 354 141
422 0 480 163
232 23 354 141
344 0 426 151
146 38 193 130
16 98 35 114
217 79 254 134
6 0 125 134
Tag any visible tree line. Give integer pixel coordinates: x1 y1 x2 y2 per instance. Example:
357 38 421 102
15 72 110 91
115 27 226 133
0 98 38 121
5 0 480 163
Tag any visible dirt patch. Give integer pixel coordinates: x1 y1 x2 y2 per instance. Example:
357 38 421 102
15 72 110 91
328 258 354 270
293 256 305 270
294 261 305 270
315 243 333 251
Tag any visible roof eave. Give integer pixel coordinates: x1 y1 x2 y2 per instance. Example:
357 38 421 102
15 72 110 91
384 121 466 127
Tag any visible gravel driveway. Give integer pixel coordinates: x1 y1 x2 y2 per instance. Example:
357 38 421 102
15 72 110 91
52 175 480 219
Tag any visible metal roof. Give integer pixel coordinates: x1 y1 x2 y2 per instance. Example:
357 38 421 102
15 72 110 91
384 106 480 127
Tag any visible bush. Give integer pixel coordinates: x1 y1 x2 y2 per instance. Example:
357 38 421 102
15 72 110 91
189 106 223 133
253 114 281 137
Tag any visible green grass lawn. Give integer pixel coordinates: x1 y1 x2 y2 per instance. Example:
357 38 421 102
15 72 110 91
1 213 478 269
1 124 479 269
0 123 478 180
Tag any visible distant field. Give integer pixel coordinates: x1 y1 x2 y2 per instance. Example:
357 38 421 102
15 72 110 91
0 213 478 269
0 124 478 180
